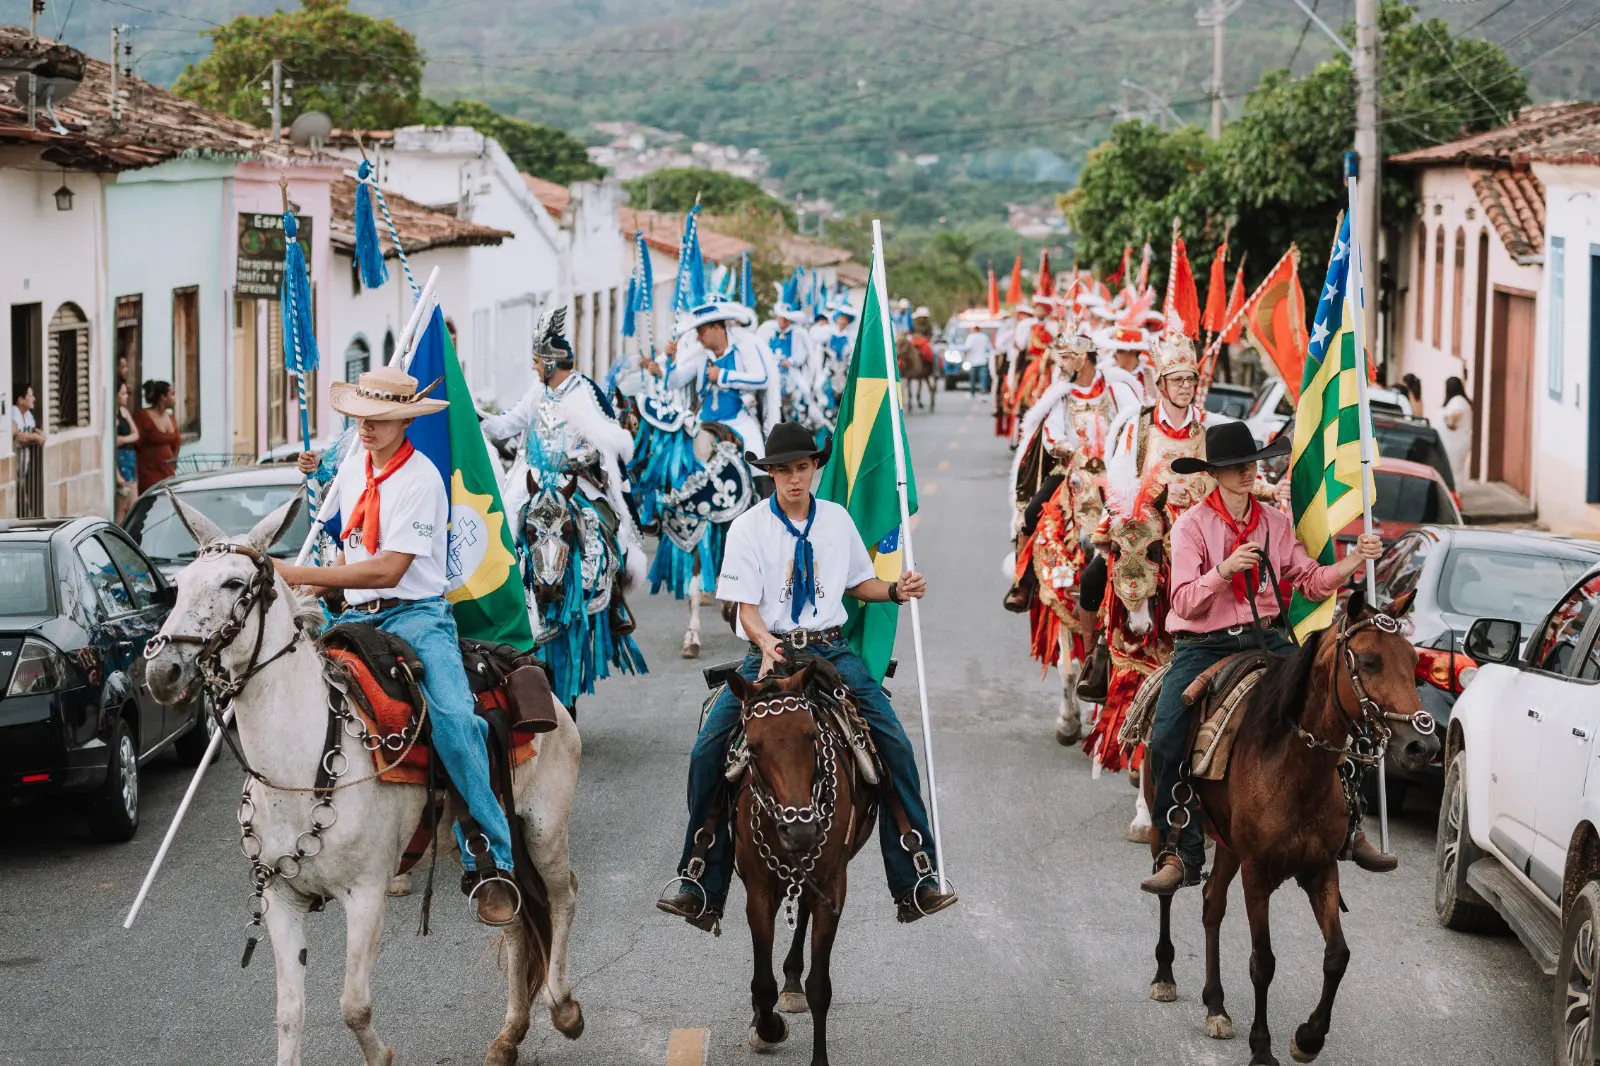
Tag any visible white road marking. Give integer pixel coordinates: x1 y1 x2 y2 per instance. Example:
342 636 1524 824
666 1027 708 1066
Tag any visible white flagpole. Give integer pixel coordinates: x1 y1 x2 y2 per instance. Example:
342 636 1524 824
871 219 948 893
1345 152 1388 852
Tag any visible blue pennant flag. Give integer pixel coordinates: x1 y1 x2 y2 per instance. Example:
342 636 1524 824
674 205 707 313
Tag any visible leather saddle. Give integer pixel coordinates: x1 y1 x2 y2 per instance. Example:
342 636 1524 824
1180 649 1280 781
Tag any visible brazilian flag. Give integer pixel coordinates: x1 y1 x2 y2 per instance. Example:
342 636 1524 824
815 250 917 681
1288 213 1374 641
406 308 535 651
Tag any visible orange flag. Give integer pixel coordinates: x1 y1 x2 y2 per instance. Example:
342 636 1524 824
1242 247 1309 400
1201 242 1229 333
1035 249 1054 298
987 265 1000 316
1163 229 1201 338
1221 259 1247 343
1006 255 1023 306
1105 244 1131 289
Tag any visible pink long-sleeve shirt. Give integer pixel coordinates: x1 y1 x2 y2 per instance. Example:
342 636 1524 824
1167 493 1346 634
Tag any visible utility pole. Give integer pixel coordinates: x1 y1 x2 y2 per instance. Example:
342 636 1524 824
109 26 118 117
1353 0 1380 355
1196 0 1244 138
28 0 42 39
262 60 294 141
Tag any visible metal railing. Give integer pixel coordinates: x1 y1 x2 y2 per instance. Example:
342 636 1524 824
172 451 261 474
15 443 43 518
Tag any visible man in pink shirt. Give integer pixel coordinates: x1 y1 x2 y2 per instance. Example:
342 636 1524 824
1140 421 1389 895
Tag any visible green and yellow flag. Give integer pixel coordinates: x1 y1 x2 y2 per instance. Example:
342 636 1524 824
816 251 917 681
1288 213 1374 640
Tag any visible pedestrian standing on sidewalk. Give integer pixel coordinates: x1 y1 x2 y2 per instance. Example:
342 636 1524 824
133 380 181 491
10 384 44 453
1433 375 1472 485
114 380 140 521
964 324 992 396
1401 373 1424 418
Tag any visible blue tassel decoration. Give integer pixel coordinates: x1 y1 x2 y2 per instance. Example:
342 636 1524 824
740 251 754 308
353 160 389 291
279 212 320 376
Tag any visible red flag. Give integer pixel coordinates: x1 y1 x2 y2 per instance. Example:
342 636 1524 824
1035 249 1054 297
1105 244 1131 289
1006 256 1023 306
1242 247 1309 400
987 265 1000 317
1221 259 1247 343
1134 241 1152 294
1201 242 1229 333
1163 230 1201 339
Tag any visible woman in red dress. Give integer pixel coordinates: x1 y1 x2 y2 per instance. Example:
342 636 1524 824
132 380 181 491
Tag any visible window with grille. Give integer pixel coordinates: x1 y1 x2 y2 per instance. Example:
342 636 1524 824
1451 229 1466 357
1414 222 1427 341
267 303 285 447
1432 226 1445 349
47 302 90 431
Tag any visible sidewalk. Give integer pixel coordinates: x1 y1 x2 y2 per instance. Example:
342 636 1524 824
1459 480 1538 527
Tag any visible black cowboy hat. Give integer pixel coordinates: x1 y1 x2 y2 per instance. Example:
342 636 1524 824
1170 420 1291 475
747 421 833 469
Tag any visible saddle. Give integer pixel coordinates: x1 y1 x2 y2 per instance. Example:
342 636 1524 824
1180 650 1278 781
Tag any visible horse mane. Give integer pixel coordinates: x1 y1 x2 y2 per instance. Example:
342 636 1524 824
1236 628 1326 750
289 588 326 636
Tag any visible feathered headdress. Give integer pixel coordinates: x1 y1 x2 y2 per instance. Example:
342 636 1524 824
534 305 574 366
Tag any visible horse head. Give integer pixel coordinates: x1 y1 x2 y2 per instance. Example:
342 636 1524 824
1337 587 1439 772
521 470 579 599
144 493 305 707
1107 510 1165 635
727 662 826 855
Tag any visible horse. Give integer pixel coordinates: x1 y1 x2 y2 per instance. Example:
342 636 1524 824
897 332 937 412
142 497 585 1066
1139 589 1440 1065
722 662 877 1066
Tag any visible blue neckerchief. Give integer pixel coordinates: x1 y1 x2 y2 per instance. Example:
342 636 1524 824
770 493 818 624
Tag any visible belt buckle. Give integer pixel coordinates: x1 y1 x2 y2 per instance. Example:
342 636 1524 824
791 628 809 650
1226 624 1246 637
362 599 383 614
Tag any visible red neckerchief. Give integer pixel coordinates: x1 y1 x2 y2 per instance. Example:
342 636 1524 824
344 440 416 553
1153 405 1200 441
1202 489 1263 604
1071 373 1106 400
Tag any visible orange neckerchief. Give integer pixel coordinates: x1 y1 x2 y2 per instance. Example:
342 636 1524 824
1202 489 1263 603
344 440 415 553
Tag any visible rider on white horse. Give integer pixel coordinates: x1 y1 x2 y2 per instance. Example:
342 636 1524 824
274 364 520 926
757 293 822 430
644 296 775 457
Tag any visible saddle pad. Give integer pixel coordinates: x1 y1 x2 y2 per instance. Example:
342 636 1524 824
1118 662 1170 757
1190 666 1269 782
327 648 536 787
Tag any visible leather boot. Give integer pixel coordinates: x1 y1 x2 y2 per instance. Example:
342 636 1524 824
1140 856 1200 896
1345 831 1399 873
896 883 959 923
472 876 520 927
1003 584 1031 613
656 890 721 933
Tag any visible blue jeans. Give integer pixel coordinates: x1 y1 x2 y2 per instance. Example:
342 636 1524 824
1149 627 1293 870
675 639 939 911
968 364 991 395
333 598 514 872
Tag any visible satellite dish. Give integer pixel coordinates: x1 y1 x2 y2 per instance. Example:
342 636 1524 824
11 71 82 110
289 111 333 149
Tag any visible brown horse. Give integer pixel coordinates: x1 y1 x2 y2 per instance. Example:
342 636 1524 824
725 661 877 1066
1141 589 1439 1065
897 332 937 412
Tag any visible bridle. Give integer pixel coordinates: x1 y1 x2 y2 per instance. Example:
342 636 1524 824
1294 611 1436 764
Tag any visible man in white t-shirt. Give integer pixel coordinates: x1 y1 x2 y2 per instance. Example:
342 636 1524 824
275 365 519 927
11 385 44 477
657 422 958 931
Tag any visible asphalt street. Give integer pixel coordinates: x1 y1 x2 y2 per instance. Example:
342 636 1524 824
0 397 1550 1066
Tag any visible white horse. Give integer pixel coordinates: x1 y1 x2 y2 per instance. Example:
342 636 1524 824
143 497 584 1066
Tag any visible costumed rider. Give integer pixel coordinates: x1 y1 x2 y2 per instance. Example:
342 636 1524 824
274 366 520 927
657 423 958 930
817 296 859 422
1140 421 1393 894
653 297 773 458
757 287 821 430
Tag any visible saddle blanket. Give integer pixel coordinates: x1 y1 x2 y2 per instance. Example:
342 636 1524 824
328 647 536 786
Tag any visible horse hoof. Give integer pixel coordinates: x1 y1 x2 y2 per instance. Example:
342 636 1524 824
1055 724 1081 746
1127 823 1153 844
387 873 412 897
681 641 701 660
1149 981 1177 1003
484 1037 518 1066
551 998 585 1040
748 1015 788 1050
1289 1032 1320 1063
1204 1014 1235 1040
777 991 810 1014
380 1047 395 1066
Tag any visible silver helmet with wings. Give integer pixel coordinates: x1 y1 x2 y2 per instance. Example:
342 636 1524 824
534 305 575 368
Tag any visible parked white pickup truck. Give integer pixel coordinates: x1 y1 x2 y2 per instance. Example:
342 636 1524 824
1436 566 1600 1065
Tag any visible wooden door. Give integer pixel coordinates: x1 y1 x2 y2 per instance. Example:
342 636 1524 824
232 298 257 455
1489 288 1535 495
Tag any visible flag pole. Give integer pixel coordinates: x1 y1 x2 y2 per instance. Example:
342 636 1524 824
1345 151 1388 852
871 219 948 893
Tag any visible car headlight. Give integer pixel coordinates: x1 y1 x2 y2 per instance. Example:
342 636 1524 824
7 637 66 697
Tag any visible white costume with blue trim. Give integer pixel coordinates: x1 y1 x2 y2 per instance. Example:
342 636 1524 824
667 330 772 459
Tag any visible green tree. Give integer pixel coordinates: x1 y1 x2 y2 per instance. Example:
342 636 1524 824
626 167 797 229
419 99 604 184
172 0 422 131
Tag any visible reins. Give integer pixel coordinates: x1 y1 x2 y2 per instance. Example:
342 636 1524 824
1293 611 1435 765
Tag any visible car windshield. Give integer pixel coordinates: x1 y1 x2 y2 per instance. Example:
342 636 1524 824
126 483 312 563
1205 390 1252 419
1373 472 1457 525
1437 549 1596 627
0 545 52 616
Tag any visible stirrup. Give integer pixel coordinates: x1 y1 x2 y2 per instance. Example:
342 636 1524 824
466 872 522 927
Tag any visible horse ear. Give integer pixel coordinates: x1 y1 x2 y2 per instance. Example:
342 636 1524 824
780 661 815 693
248 495 304 553
1387 587 1417 619
1345 585 1369 622
726 672 754 703
168 491 226 547
526 470 537 496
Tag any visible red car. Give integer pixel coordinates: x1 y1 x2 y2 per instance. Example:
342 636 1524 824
1335 457 1463 554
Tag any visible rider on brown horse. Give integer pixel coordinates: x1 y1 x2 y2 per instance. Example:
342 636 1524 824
1140 421 1394 895
657 422 959 930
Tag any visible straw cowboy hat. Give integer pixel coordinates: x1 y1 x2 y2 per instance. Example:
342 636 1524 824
329 365 448 422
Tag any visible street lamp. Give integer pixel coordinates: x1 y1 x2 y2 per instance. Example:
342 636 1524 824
53 180 73 211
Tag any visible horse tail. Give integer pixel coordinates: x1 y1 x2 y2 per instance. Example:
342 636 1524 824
516 863 554 1006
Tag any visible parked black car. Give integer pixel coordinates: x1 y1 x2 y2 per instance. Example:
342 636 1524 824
0 517 207 841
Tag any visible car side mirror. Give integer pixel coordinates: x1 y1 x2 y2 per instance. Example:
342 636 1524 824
1464 618 1520 665
154 584 178 609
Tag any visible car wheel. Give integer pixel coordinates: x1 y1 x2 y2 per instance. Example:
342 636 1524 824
173 696 217 765
1556 881 1600 1066
88 717 140 843
1434 752 1503 932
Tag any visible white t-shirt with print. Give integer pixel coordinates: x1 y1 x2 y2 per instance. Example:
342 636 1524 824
332 445 450 606
716 497 877 636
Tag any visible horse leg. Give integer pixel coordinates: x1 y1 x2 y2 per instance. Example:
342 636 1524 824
1055 659 1082 745
339 881 395 1066
682 587 702 660
1128 787 1153 844
518 723 584 1041
1288 865 1349 1064
746 882 789 1049
807 897 842 1066
1202 845 1241 1039
1242 864 1280 1066
263 889 310 1066
778 898 811 1013
1150 893 1177 1002
487 921 533 1066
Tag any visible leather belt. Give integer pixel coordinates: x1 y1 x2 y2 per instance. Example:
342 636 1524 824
1176 616 1284 641
760 626 843 652
342 597 411 615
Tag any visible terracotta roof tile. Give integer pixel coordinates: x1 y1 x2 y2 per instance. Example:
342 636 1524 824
619 205 752 262
522 173 570 218
329 176 511 257
0 27 329 172
1390 101 1600 167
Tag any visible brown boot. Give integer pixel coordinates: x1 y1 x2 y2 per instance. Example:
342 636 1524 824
896 883 959 923
1345 831 1399 873
472 875 520 926
1140 856 1199 896
1003 584 1031 613
655 890 721 933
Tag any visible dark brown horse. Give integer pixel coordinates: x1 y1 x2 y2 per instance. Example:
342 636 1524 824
725 661 877 1066
1141 590 1439 1065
